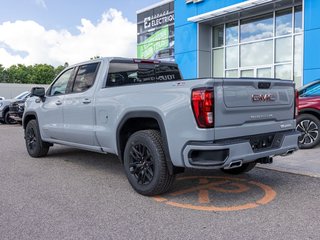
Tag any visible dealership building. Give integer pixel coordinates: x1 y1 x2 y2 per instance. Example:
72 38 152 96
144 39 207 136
138 0 320 87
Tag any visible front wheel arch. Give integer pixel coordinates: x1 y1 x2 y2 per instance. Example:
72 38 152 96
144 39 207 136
23 112 38 129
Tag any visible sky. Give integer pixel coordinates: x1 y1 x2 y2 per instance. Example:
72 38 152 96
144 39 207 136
0 0 162 67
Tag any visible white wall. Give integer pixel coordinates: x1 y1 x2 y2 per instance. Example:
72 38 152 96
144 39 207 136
0 83 49 99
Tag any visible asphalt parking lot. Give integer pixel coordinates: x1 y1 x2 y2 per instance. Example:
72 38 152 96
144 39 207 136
0 124 319 240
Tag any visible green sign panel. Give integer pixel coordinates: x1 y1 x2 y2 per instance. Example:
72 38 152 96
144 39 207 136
137 26 169 59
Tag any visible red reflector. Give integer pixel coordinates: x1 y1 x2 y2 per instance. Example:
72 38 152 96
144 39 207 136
295 89 299 119
192 89 214 128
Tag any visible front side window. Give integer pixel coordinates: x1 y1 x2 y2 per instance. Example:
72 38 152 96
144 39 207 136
49 68 74 96
72 63 99 93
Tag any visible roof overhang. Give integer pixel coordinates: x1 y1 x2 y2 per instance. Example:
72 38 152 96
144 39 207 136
188 0 281 23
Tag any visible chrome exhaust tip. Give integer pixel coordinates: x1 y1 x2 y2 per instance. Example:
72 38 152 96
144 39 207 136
281 149 296 157
225 160 243 169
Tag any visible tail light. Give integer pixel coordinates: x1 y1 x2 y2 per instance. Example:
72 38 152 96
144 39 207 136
192 88 214 128
294 89 299 119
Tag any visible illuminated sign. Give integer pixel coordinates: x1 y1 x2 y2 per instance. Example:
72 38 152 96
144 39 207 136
143 11 174 30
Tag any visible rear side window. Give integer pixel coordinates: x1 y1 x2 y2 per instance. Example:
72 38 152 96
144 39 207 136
72 63 99 93
106 62 181 87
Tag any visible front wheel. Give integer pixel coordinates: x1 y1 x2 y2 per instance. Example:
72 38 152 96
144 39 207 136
296 114 320 149
25 120 50 157
123 130 175 196
221 162 257 175
4 111 16 124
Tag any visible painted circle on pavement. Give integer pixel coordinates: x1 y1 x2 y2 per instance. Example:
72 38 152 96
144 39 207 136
153 176 276 212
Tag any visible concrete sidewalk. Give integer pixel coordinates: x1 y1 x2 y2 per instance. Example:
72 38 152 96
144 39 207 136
259 145 320 178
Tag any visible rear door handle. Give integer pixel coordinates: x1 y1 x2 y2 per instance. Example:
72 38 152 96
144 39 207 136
55 100 62 105
82 98 91 104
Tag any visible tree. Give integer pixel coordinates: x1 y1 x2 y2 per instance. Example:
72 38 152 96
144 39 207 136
0 63 67 84
29 64 55 84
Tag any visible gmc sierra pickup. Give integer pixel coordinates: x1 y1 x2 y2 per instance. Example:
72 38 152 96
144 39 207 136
23 57 300 196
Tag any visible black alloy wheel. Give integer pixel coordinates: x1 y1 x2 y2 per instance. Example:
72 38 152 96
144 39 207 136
129 143 154 185
123 130 175 196
25 120 50 157
26 126 37 152
296 114 320 149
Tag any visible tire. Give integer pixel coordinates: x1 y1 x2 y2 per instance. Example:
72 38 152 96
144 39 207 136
4 111 16 124
296 114 320 149
123 130 175 196
25 119 50 157
221 162 256 175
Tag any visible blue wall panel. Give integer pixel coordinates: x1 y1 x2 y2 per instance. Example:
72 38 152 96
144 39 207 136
196 0 243 16
304 0 320 31
304 69 320 84
304 28 320 71
175 51 197 79
175 23 197 54
174 1 197 27
303 0 320 84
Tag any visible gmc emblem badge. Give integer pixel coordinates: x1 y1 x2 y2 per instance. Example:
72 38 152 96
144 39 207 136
252 94 276 102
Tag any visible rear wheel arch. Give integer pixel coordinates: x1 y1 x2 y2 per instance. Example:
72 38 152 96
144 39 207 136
299 109 320 120
116 111 175 174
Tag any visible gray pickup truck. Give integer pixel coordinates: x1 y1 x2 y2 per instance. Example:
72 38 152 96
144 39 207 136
23 57 300 195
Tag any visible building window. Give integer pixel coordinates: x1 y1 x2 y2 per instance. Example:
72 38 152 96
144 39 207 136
212 5 303 86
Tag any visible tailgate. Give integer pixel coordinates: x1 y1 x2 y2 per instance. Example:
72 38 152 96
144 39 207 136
214 78 295 128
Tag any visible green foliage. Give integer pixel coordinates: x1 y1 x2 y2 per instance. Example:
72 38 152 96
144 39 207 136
0 63 67 84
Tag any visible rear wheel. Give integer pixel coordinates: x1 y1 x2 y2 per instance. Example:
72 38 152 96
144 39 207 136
4 111 16 124
123 130 175 196
221 162 256 175
25 120 50 157
296 114 320 149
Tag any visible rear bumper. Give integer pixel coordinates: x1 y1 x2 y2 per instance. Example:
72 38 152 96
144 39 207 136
182 130 300 169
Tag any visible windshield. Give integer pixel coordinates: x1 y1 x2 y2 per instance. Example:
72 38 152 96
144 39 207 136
14 91 30 100
300 82 320 97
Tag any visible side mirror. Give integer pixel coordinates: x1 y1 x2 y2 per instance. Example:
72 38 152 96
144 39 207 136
30 87 46 101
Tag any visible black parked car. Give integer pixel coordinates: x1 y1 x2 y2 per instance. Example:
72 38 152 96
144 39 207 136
9 101 25 124
0 91 30 124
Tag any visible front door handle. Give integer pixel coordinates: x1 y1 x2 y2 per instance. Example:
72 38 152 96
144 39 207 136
82 98 91 104
55 100 62 105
